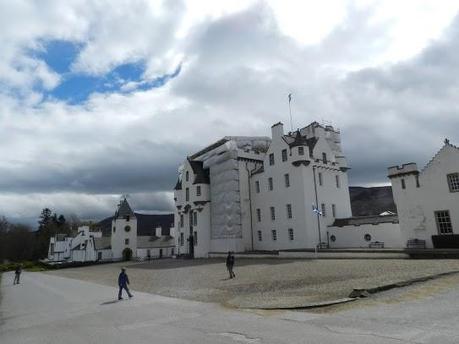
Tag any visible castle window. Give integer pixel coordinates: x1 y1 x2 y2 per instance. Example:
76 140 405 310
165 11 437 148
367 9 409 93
286 204 292 219
282 149 288 162
194 231 198 245
196 185 201 196
125 215 130 221
288 228 294 241
270 206 276 221
186 188 189 201
401 179 406 189
124 225 131 232
113 226 116 233
255 181 260 193
332 204 336 217
284 173 290 187
447 173 459 192
322 152 327 163
257 230 262 241
125 239 129 245
298 146 304 155
321 203 326 217
272 230 277 241
269 153 275 165
435 210 453 234
180 233 184 246
268 177 273 191
336 175 340 188
180 214 184 228
256 208 261 222
318 172 323 186
186 171 189 181
193 212 198 226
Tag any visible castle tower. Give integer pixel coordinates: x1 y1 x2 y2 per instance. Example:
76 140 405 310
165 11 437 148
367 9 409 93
111 198 137 260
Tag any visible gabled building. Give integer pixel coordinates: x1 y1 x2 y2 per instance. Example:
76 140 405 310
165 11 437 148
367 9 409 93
47 198 176 263
388 139 459 248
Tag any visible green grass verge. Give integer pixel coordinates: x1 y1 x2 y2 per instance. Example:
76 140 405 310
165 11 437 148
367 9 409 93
0 261 49 272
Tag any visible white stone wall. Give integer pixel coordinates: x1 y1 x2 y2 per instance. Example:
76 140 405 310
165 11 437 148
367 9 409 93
136 247 175 260
328 222 402 248
251 122 352 250
389 143 459 248
111 217 138 259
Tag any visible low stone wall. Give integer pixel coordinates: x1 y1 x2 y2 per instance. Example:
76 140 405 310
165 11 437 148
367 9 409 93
328 222 402 249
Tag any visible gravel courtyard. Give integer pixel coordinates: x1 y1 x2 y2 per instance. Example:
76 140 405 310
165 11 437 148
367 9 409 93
46 258 459 308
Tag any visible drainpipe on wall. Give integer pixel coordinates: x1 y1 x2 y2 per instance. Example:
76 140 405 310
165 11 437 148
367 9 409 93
312 166 322 248
246 162 255 252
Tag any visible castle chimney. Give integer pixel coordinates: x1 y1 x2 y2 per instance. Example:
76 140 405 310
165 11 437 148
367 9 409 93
271 122 284 140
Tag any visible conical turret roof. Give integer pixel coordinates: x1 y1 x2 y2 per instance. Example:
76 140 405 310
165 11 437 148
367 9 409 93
115 198 135 219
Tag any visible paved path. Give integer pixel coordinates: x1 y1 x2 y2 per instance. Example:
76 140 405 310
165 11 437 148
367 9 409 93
1 271 459 343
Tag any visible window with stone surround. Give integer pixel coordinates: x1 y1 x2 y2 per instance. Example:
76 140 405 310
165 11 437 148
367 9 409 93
447 173 459 192
435 210 453 234
282 149 288 162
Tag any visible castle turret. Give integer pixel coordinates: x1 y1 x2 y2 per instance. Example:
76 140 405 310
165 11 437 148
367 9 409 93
111 198 137 260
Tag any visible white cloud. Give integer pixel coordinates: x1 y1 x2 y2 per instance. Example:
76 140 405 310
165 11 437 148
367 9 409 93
0 0 458 224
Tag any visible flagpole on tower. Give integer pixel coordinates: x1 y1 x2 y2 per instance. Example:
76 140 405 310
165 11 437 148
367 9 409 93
288 93 293 132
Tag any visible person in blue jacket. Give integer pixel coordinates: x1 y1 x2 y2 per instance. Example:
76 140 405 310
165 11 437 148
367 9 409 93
118 267 133 300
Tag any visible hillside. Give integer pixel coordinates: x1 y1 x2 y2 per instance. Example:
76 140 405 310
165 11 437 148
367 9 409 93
349 186 396 216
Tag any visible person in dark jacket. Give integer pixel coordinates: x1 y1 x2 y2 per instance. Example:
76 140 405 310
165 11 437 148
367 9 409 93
13 265 22 285
226 251 235 279
118 267 133 300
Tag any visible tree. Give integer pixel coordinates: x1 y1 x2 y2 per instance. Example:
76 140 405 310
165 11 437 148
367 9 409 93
34 208 72 259
5 223 35 262
0 216 9 262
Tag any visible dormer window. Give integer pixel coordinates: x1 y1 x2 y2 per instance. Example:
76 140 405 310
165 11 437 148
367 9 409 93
298 147 304 155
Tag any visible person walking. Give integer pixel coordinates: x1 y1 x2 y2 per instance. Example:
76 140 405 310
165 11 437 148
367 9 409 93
226 251 235 279
118 267 133 300
13 264 22 285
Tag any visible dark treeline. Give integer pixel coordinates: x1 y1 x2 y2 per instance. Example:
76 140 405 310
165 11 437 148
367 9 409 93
0 208 81 262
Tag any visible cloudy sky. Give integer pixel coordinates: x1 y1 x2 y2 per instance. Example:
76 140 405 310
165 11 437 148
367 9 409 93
1 0 458 226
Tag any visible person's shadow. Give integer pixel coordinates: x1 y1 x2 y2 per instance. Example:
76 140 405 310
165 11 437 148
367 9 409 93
100 300 120 306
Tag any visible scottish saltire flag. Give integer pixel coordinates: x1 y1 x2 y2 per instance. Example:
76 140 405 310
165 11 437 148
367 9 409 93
312 204 323 216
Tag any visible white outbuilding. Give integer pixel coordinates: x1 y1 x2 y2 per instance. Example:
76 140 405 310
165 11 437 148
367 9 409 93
388 139 459 249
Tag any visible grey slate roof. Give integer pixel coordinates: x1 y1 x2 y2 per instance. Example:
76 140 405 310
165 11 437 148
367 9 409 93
115 198 135 219
331 214 399 227
188 159 210 184
95 213 174 237
284 131 318 156
94 237 111 250
137 235 175 249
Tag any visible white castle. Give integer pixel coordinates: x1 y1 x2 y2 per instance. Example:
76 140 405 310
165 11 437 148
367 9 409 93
49 121 459 262
174 121 405 258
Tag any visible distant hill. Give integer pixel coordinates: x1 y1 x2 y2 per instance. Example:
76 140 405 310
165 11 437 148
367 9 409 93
95 213 174 237
349 186 396 216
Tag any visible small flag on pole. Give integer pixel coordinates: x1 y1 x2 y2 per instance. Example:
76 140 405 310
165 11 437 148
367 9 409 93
288 93 292 103
312 204 323 216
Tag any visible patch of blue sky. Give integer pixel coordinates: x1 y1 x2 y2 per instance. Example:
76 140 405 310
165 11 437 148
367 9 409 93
32 39 182 104
34 40 82 74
